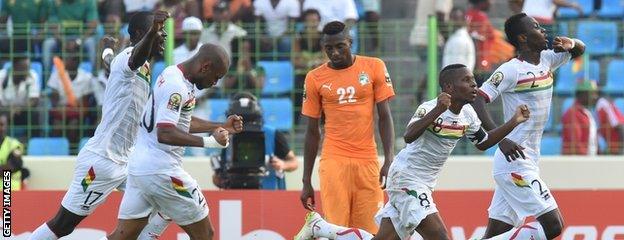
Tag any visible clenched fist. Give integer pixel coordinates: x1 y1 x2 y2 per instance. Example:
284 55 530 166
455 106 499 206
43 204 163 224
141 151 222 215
212 127 230 146
513 104 530 124
436 92 452 110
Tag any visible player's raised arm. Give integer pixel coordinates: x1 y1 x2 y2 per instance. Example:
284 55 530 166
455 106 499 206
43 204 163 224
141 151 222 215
128 10 170 70
403 92 451 144
157 125 229 148
474 105 530 152
300 116 321 211
189 115 243 134
552 36 585 59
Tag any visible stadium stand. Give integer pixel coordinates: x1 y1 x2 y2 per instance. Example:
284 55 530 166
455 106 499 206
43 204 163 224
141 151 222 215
257 61 294 96
604 59 624 95
540 136 563 155
576 21 618 55
597 0 624 18
557 0 594 18
27 137 70 156
260 98 294 131
555 60 599 95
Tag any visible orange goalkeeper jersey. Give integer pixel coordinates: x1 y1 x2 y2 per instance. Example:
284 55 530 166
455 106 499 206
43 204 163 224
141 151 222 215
302 55 395 159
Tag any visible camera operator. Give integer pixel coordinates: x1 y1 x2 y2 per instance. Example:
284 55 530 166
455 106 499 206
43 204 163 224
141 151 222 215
212 92 298 189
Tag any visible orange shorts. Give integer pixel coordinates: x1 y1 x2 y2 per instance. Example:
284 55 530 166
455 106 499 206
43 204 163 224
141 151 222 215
319 155 383 233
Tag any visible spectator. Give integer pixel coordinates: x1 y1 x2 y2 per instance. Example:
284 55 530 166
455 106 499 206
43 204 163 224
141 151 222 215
203 0 253 23
0 55 40 131
508 0 524 14
0 0 49 55
408 0 452 48
442 7 475 71
303 0 358 29
200 1 247 61
173 16 203 64
122 0 158 23
222 40 265 95
596 95 624 155
522 0 583 48
466 0 514 75
0 113 28 190
253 0 300 57
97 0 123 36
356 0 381 52
291 9 325 123
156 0 200 41
562 81 599 155
43 0 99 72
47 39 96 145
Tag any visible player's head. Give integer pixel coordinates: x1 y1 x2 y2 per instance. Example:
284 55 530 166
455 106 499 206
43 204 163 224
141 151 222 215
469 0 491 11
321 21 353 69
439 64 478 103
186 43 230 90
128 11 167 55
575 81 599 107
505 13 547 51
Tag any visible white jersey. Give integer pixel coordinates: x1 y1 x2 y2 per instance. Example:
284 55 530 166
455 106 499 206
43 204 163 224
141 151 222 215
129 65 196 175
83 47 151 164
479 50 571 174
392 99 488 189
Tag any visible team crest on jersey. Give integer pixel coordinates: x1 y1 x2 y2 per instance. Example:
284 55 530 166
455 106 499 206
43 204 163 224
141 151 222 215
490 71 504 87
358 72 370 85
167 93 182 112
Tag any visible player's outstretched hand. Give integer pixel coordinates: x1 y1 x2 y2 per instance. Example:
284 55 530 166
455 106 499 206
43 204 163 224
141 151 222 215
513 105 530 124
224 115 244 133
553 37 574 53
436 92 452 110
300 183 315 211
151 10 170 33
212 127 229 147
498 138 526 162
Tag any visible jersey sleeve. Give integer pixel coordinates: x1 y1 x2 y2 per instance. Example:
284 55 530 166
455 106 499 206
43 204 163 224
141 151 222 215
478 64 517 103
407 101 435 126
542 50 572 70
301 73 322 118
373 59 395 103
466 109 488 145
154 77 187 127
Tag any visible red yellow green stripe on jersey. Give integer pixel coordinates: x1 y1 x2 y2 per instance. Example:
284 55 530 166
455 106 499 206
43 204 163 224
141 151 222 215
426 123 467 139
81 167 96 192
171 176 192 198
511 172 530 188
514 72 553 93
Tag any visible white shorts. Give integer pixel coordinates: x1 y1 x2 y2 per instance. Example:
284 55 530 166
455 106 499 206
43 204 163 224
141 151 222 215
488 172 558 227
375 167 438 240
61 150 127 216
118 170 209 226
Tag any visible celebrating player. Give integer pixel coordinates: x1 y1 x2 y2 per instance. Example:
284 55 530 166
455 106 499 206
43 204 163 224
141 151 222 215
29 11 172 240
299 20 396 233
296 64 530 240
105 43 235 240
471 13 585 240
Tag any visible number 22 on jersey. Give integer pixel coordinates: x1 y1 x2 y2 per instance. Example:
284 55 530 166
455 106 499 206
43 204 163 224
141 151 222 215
337 86 356 104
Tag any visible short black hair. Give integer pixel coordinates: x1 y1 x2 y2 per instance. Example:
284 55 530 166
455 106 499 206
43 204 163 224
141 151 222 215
504 13 528 48
439 64 467 89
302 9 320 19
128 11 154 44
322 21 347 35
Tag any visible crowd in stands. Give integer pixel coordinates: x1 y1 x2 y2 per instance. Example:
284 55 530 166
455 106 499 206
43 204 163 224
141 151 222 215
0 0 623 156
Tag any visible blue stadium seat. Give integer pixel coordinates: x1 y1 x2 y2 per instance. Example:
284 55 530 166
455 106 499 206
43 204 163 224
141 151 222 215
557 0 594 18
555 60 599 95
484 144 498 156
614 98 624 112
79 62 92 73
603 59 624 95
27 137 70 156
557 22 569 36
597 0 624 18
260 98 293 130
576 21 618 55
79 137 90 151
540 136 562 155
207 98 230 122
257 61 294 96
3 61 44 90
151 61 166 87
